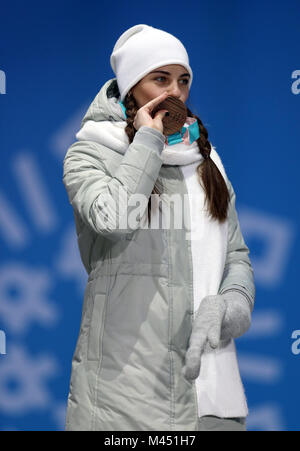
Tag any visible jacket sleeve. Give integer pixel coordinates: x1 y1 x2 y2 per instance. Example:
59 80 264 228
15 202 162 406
218 179 256 312
63 125 165 241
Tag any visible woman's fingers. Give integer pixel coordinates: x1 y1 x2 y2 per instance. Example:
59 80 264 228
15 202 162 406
207 324 221 349
133 91 169 133
143 91 168 111
183 335 207 380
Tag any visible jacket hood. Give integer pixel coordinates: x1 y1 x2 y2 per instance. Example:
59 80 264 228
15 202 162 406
81 78 125 126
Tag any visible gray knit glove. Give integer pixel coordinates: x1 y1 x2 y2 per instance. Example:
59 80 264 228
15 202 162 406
182 290 253 380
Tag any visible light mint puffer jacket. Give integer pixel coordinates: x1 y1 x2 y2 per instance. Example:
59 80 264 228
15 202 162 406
62 78 255 431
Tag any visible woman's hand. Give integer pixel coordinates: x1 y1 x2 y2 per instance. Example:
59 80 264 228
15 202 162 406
182 291 252 381
133 91 169 134
182 295 227 380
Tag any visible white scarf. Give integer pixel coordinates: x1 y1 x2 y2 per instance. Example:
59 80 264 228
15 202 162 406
76 118 210 166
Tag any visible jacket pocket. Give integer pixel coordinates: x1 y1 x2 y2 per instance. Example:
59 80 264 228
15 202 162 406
87 293 107 361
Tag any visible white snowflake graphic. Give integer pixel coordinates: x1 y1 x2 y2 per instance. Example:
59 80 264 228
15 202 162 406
0 344 58 414
0 264 59 334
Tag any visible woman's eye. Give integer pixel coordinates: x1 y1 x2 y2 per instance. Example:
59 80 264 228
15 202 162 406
155 77 189 85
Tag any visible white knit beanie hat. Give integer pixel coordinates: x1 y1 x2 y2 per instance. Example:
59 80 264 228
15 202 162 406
110 24 193 102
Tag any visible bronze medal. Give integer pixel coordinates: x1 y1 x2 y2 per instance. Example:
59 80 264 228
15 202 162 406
151 96 187 135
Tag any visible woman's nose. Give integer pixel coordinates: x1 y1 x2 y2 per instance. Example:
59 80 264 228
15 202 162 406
167 83 181 98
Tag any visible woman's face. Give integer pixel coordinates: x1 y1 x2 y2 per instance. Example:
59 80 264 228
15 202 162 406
130 64 190 108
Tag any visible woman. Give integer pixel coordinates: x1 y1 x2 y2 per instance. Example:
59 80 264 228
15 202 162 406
63 24 255 431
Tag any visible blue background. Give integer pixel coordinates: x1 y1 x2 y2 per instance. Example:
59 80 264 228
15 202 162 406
0 0 299 431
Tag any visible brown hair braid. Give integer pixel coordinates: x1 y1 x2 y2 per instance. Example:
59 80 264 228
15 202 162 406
123 91 230 225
